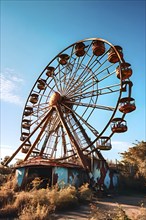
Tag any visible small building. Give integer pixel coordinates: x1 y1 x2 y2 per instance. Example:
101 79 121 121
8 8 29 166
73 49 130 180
15 156 118 191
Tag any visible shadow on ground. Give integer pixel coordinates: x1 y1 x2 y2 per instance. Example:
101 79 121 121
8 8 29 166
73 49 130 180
54 194 146 220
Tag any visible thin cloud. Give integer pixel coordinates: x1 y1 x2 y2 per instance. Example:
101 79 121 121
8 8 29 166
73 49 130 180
112 141 131 150
0 145 13 159
0 144 24 164
0 69 24 106
102 141 132 162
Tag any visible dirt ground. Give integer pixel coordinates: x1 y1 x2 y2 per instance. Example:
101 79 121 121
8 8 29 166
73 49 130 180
54 194 146 220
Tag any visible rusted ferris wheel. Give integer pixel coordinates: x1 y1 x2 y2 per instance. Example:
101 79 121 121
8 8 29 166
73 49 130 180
5 38 136 172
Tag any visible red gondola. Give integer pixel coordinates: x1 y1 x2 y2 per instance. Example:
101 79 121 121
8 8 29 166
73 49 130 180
108 46 123 63
92 40 105 56
111 118 127 133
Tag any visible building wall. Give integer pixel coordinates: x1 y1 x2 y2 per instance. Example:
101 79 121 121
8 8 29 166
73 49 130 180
92 160 118 190
15 162 118 190
52 167 87 188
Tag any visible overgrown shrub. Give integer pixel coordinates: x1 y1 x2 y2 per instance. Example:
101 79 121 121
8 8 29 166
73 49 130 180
15 191 32 209
19 203 53 220
78 183 93 202
137 203 146 220
0 182 82 218
112 205 131 220
0 190 15 208
0 204 18 218
0 165 13 186
119 174 146 194
55 186 78 210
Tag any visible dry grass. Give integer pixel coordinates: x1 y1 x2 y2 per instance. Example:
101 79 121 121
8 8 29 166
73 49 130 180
0 190 15 208
0 181 87 218
0 174 145 220
19 203 53 220
55 185 78 210
78 183 93 202
136 204 146 220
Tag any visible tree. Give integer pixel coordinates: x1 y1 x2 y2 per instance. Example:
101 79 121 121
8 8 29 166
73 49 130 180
120 141 146 179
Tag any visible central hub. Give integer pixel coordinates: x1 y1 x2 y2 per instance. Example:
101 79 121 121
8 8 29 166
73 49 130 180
49 92 61 106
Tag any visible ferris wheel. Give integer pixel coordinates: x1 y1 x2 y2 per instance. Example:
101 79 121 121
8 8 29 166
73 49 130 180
5 38 136 171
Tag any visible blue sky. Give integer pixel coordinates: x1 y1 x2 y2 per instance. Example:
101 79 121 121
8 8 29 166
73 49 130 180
0 0 145 163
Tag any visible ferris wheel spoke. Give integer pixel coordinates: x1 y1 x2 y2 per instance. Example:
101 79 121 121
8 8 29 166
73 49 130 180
65 64 92 95
62 103 99 137
33 98 56 111
40 118 61 157
55 104 90 170
54 62 75 94
59 64 77 95
73 54 108 89
23 107 51 130
52 74 62 92
69 83 121 100
39 133 50 156
94 63 114 77
86 47 110 71
29 111 48 127
66 80 86 97
80 67 98 85
73 56 106 89
33 102 49 108
66 65 97 97
50 131 60 158
75 68 99 91
92 58 108 74
55 62 64 92
5 107 54 165
66 71 97 98
30 91 50 99
64 63 83 95
57 62 75 93
98 70 116 82
71 63 113 96
66 56 95 95
22 105 48 119
60 125 68 157
33 105 49 114
61 64 74 93
65 43 93 94
68 76 98 98
24 108 55 161
65 100 115 111
42 82 56 94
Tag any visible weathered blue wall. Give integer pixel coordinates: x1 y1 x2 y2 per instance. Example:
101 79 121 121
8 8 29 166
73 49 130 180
15 162 118 190
53 167 68 187
16 167 25 187
92 160 118 189
52 167 86 188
